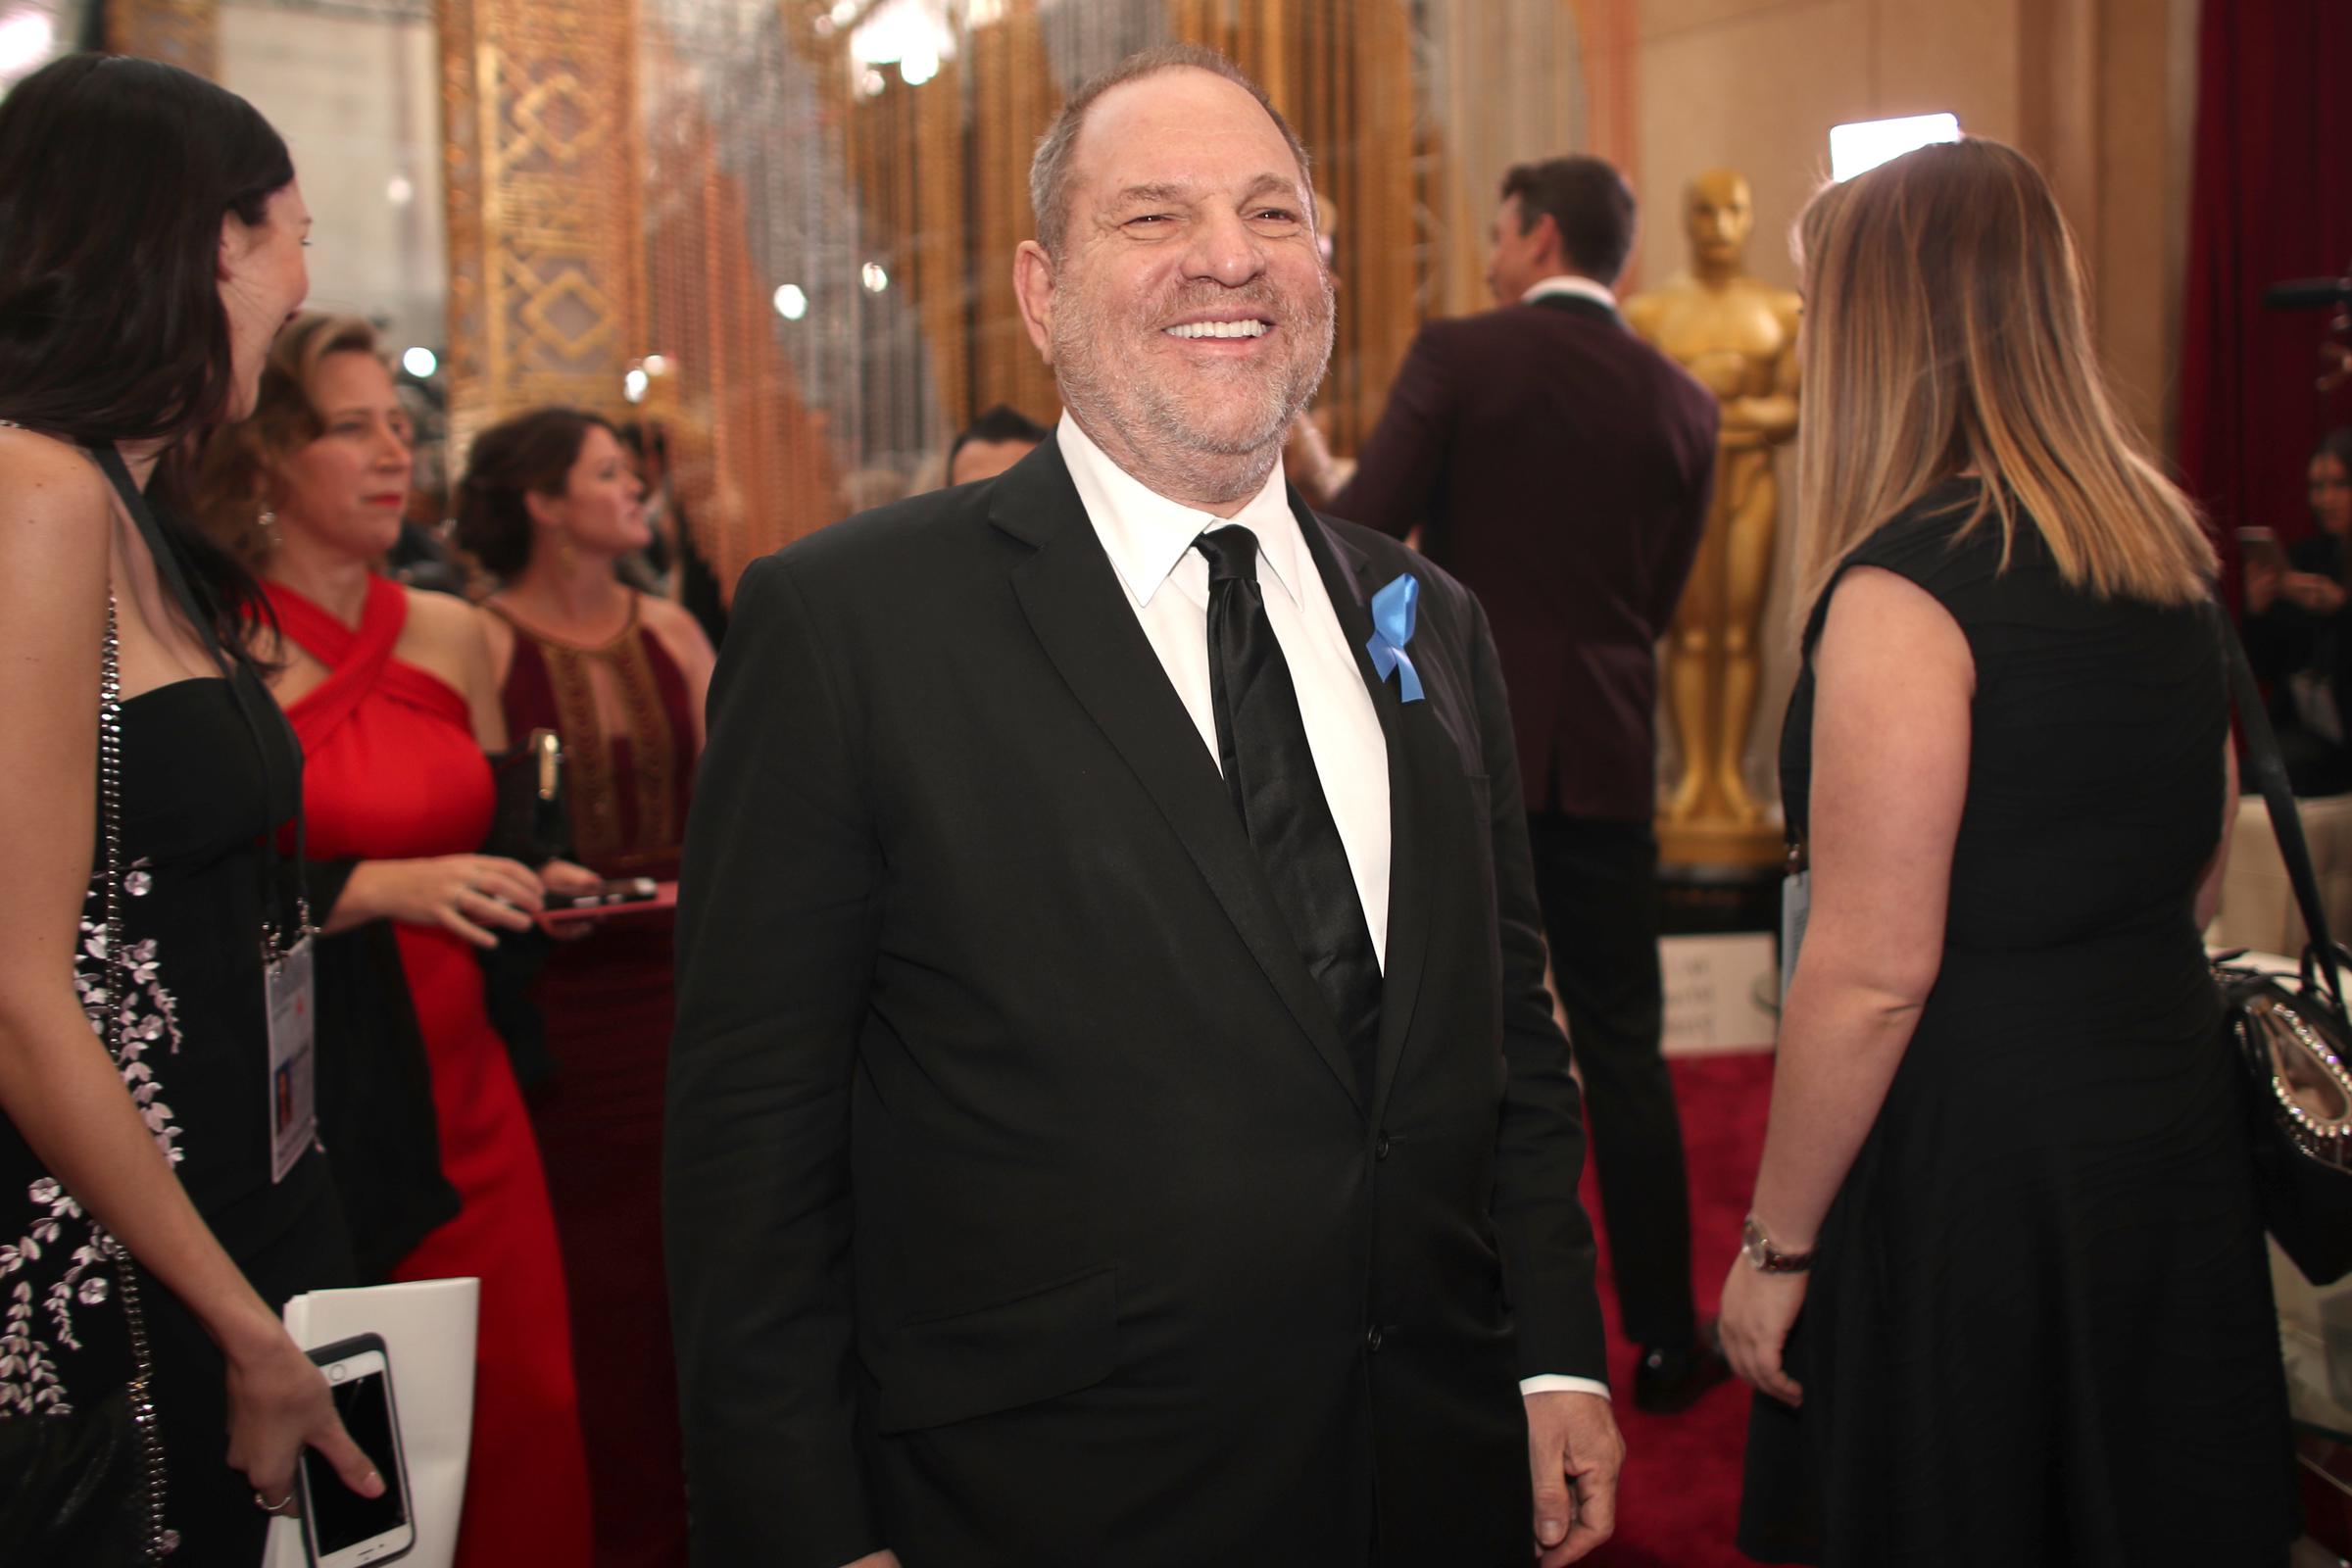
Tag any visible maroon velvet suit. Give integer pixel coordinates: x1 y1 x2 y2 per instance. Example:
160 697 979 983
1331 290 1719 1352
1331 292 1716 821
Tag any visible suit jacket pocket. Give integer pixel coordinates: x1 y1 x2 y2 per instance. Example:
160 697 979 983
871 1264 1117 1433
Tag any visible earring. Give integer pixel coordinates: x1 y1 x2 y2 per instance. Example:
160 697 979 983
254 507 279 550
557 535 577 569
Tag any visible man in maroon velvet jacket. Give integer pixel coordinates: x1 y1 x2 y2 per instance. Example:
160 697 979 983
1319 156 1724 1412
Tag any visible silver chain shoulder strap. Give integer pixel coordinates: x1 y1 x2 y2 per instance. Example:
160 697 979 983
98 599 176 1561
3 417 173 1555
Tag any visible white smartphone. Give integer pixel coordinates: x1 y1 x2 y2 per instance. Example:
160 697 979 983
298 1334 416 1567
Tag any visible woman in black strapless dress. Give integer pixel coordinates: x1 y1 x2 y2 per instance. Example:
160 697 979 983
1721 140 2297 1566
0 55 379 1564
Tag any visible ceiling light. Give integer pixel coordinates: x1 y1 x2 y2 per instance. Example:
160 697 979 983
0 12 55 79
1830 114 1961 182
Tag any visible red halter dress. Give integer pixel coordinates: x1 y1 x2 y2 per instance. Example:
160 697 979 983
267 577 593 1568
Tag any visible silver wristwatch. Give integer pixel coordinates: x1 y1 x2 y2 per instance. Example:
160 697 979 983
1740 1215 1816 1274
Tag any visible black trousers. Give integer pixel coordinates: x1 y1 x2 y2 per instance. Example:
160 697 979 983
1524 812 1696 1350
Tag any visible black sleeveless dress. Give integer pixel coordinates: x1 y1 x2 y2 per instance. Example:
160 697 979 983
0 671 353 1562
1740 485 2299 1566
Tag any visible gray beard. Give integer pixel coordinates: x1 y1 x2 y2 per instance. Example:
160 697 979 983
1051 276 1335 509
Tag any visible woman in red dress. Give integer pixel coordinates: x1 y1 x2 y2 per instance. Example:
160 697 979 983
460 409 714 1568
202 316 595 1567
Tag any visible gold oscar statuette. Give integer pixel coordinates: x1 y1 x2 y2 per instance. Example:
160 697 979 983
1626 169 1800 868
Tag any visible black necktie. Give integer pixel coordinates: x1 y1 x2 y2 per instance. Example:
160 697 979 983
1194 526 1382 1093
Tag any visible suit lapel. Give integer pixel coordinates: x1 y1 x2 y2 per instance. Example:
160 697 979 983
1294 503 1436 1122
993 444 1366 1111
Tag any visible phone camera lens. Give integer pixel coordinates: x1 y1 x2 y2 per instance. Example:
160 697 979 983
329 1364 348 1381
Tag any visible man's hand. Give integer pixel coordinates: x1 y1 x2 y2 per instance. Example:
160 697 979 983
1525 1389 1624 1565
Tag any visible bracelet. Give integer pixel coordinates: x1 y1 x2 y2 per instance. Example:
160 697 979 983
1740 1214 1816 1274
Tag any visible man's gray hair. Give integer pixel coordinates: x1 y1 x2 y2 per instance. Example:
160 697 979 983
1028 43 1314 259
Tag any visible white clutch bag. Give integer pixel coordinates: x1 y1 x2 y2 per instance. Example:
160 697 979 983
262 1277 479 1568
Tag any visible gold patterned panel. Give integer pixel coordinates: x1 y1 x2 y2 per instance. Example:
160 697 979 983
106 0 219 79
437 0 643 463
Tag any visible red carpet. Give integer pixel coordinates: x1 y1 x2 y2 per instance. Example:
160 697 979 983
1580 1051 1776 1568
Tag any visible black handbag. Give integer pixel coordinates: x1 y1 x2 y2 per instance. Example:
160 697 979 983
479 728 568 1091
2217 623 2352 1287
484 727 570 866
0 1384 146 1564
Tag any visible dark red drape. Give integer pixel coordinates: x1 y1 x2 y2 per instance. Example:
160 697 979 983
2178 0 2352 586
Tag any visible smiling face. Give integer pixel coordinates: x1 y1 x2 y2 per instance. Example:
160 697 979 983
1015 67 1334 502
270 350 413 560
527 422 650 563
219 182 313 421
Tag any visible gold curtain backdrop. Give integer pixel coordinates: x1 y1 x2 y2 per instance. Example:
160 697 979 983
90 0 1633 600
616 0 1634 602
438 0 643 462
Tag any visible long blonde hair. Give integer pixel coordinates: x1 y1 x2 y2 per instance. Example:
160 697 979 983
1791 138 2213 622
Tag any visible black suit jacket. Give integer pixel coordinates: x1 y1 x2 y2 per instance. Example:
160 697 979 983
1331 294 1719 821
666 438 1605 1568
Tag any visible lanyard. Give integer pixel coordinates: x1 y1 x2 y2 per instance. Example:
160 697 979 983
87 441 312 953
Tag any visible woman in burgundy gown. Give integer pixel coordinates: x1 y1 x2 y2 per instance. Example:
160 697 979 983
461 408 714 1568
203 316 595 1567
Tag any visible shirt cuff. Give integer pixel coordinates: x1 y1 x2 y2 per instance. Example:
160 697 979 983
1518 1374 1610 1400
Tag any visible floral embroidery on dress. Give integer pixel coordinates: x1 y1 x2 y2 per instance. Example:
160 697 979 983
0 1180 119 1418
0 860 177 1418
74 858 183 1164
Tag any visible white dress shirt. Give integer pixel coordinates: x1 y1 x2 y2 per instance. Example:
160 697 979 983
1522 273 1618 311
1057 416 1609 1405
1059 414 1393 962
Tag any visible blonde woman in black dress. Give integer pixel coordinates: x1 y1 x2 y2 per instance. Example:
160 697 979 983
1723 138 2295 1565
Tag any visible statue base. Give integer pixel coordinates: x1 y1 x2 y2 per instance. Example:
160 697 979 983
1656 815 1785 873
1655 845 1781 937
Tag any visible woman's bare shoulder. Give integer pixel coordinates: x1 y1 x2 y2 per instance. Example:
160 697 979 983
636 593 714 659
399 583 494 645
0 431 114 585
0 429 112 521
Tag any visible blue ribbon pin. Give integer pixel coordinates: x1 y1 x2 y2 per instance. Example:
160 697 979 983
1365 572 1424 703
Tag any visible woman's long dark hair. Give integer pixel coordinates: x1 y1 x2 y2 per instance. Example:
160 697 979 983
0 53 294 645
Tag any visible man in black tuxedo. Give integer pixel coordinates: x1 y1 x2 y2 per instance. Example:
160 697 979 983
667 47 1622 1568
1318 158 1723 1412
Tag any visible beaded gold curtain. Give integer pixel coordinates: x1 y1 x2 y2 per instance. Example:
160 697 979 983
625 0 1633 602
